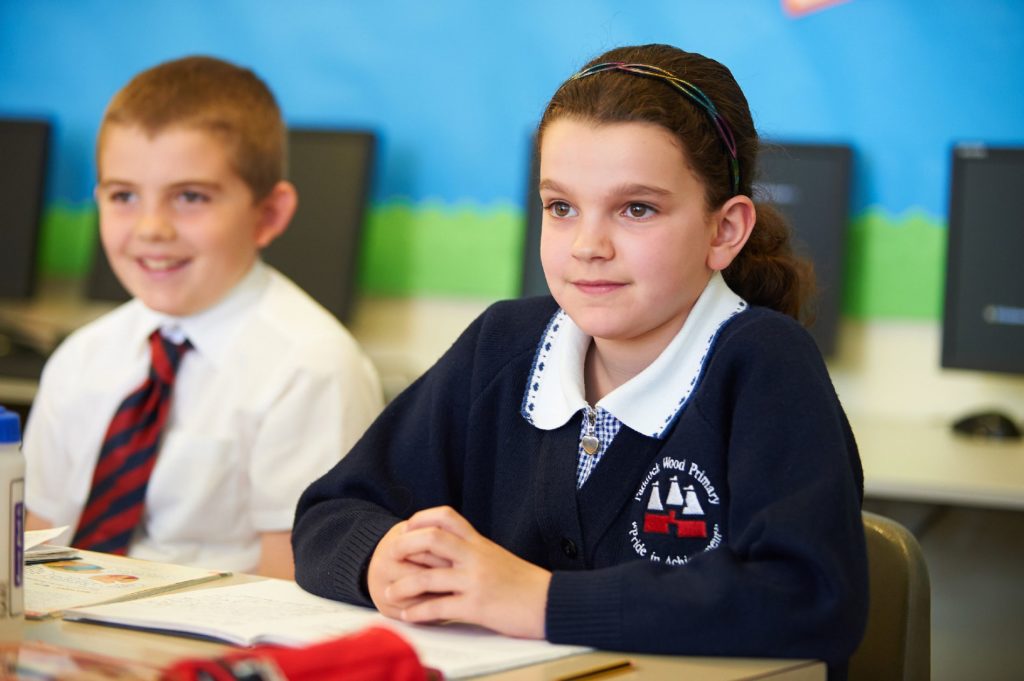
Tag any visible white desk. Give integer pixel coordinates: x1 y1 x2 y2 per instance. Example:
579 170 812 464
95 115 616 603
852 413 1024 510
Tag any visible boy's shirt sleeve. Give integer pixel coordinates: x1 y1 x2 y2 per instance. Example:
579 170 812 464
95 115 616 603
23 365 65 524
23 340 80 526
248 335 383 533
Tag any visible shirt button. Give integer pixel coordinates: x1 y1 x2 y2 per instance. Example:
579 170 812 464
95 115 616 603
562 538 578 559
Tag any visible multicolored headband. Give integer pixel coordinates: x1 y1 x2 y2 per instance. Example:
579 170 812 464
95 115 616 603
567 62 741 195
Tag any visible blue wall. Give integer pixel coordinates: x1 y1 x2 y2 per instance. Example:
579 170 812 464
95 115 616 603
2 1 1023 315
2 0 1022 215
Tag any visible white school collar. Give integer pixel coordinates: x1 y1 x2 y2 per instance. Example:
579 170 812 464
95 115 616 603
520 271 748 439
133 260 270 365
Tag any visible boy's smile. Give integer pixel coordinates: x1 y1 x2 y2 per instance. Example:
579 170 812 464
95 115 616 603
96 124 278 317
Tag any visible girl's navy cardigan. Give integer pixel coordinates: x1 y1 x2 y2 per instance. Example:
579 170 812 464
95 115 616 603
293 296 868 679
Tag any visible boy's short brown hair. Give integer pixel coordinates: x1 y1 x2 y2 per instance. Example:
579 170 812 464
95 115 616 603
98 55 285 200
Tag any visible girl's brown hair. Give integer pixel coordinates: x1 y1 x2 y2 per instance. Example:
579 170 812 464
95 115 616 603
537 44 815 322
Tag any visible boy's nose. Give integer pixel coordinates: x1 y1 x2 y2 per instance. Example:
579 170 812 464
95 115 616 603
134 209 176 241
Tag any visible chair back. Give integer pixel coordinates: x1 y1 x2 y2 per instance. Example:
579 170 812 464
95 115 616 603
848 511 931 681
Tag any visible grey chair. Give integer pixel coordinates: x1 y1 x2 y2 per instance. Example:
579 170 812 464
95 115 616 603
848 511 931 681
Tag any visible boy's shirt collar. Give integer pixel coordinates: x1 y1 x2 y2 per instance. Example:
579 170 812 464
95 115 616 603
521 271 748 439
133 260 269 364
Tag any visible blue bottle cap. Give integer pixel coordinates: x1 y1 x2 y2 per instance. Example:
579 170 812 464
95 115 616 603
0 407 21 444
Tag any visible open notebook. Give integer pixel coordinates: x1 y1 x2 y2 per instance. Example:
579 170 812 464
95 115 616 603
64 579 589 679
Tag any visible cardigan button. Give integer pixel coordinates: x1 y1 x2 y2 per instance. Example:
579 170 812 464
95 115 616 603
561 538 578 559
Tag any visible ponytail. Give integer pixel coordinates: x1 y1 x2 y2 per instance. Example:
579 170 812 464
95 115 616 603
723 202 816 324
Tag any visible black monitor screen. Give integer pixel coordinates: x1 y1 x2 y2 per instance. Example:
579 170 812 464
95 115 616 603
522 140 853 358
262 128 375 324
84 207 124 303
87 128 375 325
0 119 50 299
755 142 853 357
941 145 1024 375
520 147 547 299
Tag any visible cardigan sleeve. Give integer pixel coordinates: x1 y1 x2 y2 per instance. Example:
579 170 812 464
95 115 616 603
546 315 868 675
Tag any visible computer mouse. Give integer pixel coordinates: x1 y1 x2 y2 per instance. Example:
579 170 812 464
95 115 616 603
951 411 1023 440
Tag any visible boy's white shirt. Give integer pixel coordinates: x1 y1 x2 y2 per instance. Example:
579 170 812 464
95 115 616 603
24 260 382 573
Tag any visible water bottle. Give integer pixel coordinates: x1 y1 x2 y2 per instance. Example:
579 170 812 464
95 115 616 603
0 406 25 640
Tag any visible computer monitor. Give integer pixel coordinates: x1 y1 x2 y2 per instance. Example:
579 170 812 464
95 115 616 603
86 128 376 325
0 118 50 300
521 140 853 358
84 219 126 302
754 142 853 357
262 128 375 324
520 147 547 299
941 145 1024 376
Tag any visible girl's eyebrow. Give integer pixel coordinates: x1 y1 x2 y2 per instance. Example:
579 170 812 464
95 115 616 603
608 182 672 197
538 178 567 193
539 179 671 197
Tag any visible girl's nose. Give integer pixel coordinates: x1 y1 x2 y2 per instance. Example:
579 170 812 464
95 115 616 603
571 216 614 260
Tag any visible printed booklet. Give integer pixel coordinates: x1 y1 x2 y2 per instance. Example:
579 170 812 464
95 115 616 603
63 579 589 679
25 548 229 619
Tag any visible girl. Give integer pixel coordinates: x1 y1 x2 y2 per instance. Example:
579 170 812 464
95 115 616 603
293 44 868 679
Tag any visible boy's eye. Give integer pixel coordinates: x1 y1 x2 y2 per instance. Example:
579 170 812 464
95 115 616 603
178 190 209 204
109 190 135 204
625 203 655 219
546 201 577 218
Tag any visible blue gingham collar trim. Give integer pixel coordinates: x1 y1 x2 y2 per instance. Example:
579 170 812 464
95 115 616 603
520 272 748 438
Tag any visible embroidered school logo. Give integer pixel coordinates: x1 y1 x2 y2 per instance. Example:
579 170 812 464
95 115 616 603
628 456 724 565
644 476 707 537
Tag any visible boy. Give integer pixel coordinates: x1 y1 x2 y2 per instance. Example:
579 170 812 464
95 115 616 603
24 56 383 578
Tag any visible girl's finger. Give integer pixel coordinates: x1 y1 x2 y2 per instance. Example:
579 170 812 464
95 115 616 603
400 592 464 625
405 505 476 539
386 565 465 603
405 551 451 568
391 525 465 563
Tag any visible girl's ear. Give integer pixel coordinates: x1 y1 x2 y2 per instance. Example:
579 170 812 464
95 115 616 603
254 180 298 249
707 195 756 271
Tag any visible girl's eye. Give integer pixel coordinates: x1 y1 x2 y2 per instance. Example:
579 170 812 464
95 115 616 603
546 201 576 218
109 190 135 204
625 203 655 219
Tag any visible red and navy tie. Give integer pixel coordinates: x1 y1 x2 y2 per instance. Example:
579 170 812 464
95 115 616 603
72 330 191 554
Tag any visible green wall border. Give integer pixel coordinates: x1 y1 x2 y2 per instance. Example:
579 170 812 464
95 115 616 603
843 207 946 320
37 201 98 277
34 199 948 320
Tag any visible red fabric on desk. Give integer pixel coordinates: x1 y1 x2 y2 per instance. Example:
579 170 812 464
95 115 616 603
161 626 431 681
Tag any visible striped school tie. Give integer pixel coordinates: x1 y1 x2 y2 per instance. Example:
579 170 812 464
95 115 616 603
72 330 190 554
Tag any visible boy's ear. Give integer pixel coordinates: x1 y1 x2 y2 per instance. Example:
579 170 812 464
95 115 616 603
254 181 298 249
707 194 756 271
